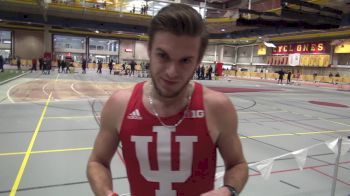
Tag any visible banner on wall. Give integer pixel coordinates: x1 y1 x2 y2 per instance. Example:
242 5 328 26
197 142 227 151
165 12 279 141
272 42 328 54
267 56 288 66
257 44 267 55
288 53 300 66
334 41 350 53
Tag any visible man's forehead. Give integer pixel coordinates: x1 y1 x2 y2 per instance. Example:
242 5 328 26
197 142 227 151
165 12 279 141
154 47 196 59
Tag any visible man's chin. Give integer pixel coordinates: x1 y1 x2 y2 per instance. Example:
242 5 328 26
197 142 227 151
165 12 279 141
156 88 181 98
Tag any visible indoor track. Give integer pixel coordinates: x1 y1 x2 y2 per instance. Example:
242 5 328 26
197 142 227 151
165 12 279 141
0 69 349 196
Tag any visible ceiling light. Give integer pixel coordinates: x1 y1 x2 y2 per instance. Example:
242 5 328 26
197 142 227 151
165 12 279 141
264 41 276 48
95 30 99 33
221 28 225 32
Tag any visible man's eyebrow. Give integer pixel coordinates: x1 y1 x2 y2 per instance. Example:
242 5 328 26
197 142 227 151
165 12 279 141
155 48 167 53
155 48 194 59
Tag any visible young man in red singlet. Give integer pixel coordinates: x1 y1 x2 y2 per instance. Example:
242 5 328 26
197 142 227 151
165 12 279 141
87 3 248 196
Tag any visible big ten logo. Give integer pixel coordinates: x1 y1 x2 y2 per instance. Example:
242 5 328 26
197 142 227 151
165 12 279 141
184 110 205 118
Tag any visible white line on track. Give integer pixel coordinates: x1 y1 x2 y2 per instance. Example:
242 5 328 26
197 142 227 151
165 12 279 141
70 82 85 97
42 82 50 96
6 83 20 103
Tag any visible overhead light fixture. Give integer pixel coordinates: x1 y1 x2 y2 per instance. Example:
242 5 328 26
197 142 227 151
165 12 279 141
95 30 99 33
264 41 276 48
221 28 226 32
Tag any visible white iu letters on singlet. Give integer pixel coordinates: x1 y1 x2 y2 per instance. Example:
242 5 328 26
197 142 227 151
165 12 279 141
131 126 198 196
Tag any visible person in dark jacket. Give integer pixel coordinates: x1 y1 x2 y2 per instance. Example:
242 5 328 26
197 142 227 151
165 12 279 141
0 55 4 72
108 60 114 74
278 69 284 84
16 56 21 70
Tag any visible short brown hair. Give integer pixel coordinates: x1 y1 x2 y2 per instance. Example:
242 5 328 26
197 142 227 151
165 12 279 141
148 3 208 63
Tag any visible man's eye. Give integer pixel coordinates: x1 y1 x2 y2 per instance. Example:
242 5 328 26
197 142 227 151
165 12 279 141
157 53 167 59
182 58 192 64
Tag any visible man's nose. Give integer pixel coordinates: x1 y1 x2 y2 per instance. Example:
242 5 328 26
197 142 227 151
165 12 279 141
165 62 179 78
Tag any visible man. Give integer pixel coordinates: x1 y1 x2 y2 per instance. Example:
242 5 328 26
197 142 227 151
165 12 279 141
97 60 102 74
108 59 114 75
16 56 21 70
31 58 37 72
0 55 4 72
87 3 248 196
277 69 284 84
82 58 87 74
129 60 136 76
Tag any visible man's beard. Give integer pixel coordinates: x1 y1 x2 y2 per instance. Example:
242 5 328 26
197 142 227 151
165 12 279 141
150 74 192 99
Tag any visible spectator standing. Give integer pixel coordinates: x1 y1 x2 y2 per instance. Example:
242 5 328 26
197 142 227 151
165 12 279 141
0 55 4 72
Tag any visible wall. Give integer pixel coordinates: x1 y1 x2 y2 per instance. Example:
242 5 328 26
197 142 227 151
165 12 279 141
134 40 149 62
237 46 252 65
119 39 135 62
14 29 44 59
203 45 216 62
223 46 235 63
252 45 267 64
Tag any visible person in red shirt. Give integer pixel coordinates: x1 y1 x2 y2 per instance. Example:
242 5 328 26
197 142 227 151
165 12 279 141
87 3 248 196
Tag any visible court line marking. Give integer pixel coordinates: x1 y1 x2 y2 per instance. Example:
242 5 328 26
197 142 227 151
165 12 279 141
0 147 93 157
70 82 85 97
6 82 20 103
55 73 60 82
42 82 49 96
239 129 350 139
1 129 349 157
318 117 350 127
10 92 52 196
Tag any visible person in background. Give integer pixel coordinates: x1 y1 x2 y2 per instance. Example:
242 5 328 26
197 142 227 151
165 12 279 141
0 55 4 72
97 60 102 74
39 57 43 70
16 56 21 70
31 58 37 72
208 65 213 80
87 3 248 196
129 60 136 76
329 72 333 84
108 59 114 74
335 72 340 84
278 69 285 84
287 71 292 84
82 58 87 74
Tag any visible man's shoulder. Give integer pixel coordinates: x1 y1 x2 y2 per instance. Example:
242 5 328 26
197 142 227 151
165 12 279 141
109 86 135 103
202 86 231 108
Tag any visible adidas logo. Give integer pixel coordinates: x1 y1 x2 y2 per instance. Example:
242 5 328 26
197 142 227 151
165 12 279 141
127 109 143 120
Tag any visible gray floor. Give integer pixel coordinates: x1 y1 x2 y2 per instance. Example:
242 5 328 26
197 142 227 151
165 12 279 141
0 69 349 196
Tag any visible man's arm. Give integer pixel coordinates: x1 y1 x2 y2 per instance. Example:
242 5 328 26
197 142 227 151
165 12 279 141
87 90 129 196
203 89 248 195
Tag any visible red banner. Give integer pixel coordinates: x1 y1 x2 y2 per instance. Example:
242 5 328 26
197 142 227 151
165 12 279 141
272 42 328 54
43 52 52 59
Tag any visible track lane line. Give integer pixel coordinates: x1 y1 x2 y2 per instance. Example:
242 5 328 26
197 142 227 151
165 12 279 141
10 92 52 196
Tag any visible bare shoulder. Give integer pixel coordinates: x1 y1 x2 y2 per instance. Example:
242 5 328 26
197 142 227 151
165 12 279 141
108 87 134 105
202 86 235 113
101 86 135 131
202 86 238 143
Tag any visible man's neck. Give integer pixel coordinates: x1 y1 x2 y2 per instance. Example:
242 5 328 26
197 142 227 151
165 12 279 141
152 83 191 107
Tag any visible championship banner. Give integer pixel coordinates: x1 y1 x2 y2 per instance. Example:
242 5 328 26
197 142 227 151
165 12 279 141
272 42 328 55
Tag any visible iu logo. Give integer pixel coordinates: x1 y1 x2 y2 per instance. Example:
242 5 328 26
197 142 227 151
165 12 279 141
131 126 198 196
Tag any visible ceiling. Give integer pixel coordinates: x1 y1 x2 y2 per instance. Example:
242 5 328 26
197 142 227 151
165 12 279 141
0 0 349 44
